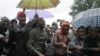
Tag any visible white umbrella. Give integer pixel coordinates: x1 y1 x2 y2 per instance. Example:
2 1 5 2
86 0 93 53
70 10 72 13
71 8 100 28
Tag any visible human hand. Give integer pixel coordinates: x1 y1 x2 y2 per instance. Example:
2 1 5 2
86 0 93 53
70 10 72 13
62 43 67 48
75 46 83 50
91 48 100 51
38 53 45 56
0 34 4 39
2 49 9 54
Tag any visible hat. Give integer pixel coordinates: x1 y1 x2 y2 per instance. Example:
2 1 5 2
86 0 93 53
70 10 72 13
61 21 70 28
17 11 26 18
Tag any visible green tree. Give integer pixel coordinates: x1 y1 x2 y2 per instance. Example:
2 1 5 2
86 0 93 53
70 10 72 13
70 0 100 17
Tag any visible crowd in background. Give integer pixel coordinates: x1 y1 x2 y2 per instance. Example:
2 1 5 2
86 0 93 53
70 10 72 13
0 11 100 56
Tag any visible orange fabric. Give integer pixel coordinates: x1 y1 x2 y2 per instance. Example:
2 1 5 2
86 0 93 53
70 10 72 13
60 21 70 35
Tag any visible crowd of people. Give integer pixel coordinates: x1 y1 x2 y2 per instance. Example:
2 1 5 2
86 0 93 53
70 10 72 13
0 11 100 56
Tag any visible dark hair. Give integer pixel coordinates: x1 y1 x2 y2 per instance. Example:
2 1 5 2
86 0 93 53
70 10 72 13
11 19 17 24
77 26 86 32
37 18 44 23
92 27 100 33
52 22 57 26
86 26 92 34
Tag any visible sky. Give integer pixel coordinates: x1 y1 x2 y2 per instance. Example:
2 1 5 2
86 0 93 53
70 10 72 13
0 0 74 25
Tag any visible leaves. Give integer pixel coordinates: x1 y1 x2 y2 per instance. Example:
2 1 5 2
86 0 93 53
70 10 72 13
69 0 100 17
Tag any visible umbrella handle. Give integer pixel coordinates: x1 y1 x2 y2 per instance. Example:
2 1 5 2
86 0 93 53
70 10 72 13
23 8 26 12
35 0 37 14
35 9 37 14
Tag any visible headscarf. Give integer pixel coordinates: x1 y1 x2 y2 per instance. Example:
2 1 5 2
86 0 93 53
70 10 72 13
61 21 70 34
17 11 26 19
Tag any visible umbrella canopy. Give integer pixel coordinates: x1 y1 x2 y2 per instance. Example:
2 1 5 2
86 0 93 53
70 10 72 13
17 0 60 9
25 10 54 20
71 8 100 28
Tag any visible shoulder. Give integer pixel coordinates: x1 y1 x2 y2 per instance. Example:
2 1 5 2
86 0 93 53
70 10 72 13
67 32 73 40
13 25 19 29
71 36 77 41
27 20 35 25
85 34 92 39
55 29 61 34
30 28 37 33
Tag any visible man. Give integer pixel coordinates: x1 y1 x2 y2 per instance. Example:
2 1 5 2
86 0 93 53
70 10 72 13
0 17 9 38
26 13 39 30
84 27 100 56
53 21 70 56
69 26 86 56
27 18 48 56
0 17 10 55
7 11 28 56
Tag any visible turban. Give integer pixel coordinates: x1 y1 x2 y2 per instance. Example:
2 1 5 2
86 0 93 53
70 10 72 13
17 11 26 18
61 21 70 28
60 21 70 35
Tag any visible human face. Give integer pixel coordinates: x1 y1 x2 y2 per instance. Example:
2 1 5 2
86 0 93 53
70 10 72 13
78 28 86 36
61 27 69 34
88 27 93 34
38 18 45 29
63 27 69 31
12 21 17 27
92 28 99 37
34 14 39 22
18 16 26 25
3 20 9 28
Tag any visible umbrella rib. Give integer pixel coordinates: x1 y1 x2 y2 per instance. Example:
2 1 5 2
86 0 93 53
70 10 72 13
16 0 23 8
49 0 59 7
39 0 44 9
36 0 37 9
27 0 32 9
35 0 37 13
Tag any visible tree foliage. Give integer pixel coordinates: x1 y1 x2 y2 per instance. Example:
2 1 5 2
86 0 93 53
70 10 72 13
70 0 100 17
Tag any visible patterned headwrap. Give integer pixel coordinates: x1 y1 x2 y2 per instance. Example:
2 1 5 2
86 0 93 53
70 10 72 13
61 21 70 34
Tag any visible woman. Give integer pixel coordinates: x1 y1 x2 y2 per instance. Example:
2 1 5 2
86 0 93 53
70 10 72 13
84 27 100 56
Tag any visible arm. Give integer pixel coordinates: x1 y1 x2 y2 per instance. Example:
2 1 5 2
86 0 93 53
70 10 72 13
6 28 15 49
69 37 83 50
83 48 100 51
69 37 76 50
69 37 76 46
91 48 100 51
